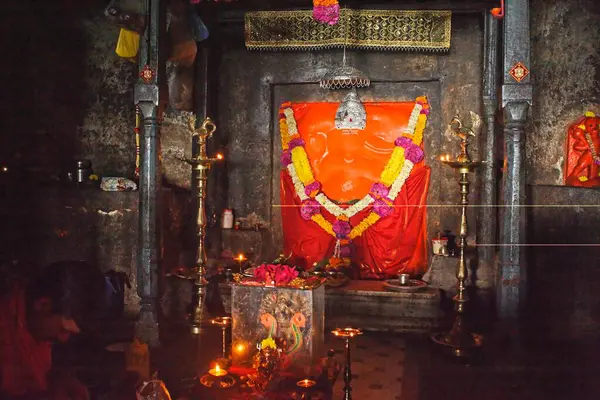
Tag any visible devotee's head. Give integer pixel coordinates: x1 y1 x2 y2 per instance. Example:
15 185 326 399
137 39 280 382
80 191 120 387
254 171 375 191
26 260 104 342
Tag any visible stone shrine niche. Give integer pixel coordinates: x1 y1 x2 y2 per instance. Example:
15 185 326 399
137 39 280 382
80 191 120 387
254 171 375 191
564 112 600 188
216 13 483 281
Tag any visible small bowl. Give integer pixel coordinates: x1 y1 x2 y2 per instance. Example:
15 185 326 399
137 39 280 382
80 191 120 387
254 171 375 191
398 273 410 285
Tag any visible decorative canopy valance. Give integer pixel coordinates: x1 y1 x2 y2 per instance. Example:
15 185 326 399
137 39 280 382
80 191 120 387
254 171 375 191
245 9 451 52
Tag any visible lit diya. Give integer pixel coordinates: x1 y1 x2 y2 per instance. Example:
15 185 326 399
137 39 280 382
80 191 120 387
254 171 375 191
234 253 247 273
296 378 316 388
331 327 363 338
295 378 317 400
199 361 236 389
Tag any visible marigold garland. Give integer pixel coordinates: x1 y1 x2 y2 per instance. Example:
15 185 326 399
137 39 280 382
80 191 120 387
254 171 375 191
380 147 406 187
279 97 429 248
311 214 335 236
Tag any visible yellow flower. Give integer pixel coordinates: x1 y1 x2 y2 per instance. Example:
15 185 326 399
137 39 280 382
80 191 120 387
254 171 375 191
261 336 277 350
280 118 290 150
311 214 334 236
89 174 99 181
412 115 427 146
292 147 315 184
380 147 405 186
579 176 589 182
349 212 380 239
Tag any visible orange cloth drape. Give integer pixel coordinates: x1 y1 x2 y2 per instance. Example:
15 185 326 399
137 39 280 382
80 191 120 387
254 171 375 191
280 101 430 278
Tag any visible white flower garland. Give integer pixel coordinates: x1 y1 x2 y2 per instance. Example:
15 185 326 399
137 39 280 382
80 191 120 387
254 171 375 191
287 159 415 216
284 108 299 135
388 160 414 199
403 104 422 136
284 102 422 218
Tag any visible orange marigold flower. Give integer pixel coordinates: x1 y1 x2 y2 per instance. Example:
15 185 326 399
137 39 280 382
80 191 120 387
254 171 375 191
314 0 338 6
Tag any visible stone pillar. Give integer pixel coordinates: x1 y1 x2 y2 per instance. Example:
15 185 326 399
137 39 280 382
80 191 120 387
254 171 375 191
478 13 500 280
497 0 533 321
134 0 163 347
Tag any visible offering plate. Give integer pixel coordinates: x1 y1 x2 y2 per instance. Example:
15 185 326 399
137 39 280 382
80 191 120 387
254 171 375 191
383 279 428 292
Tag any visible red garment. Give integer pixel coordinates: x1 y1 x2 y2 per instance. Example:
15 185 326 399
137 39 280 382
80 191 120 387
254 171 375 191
0 288 52 397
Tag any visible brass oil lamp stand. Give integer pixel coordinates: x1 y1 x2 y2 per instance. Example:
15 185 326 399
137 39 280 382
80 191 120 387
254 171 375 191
332 327 362 400
183 116 222 335
431 117 483 358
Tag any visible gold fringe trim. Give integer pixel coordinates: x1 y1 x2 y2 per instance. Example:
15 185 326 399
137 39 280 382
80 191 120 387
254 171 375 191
245 9 451 52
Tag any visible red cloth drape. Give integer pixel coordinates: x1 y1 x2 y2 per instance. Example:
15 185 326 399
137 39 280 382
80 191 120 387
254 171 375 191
280 101 430 278
281 166 430 278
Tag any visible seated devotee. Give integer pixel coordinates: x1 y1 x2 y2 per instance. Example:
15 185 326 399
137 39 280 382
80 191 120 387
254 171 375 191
0 260 106 400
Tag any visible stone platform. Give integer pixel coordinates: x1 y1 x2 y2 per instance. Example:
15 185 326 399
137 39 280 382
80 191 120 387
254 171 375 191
217 280 444 334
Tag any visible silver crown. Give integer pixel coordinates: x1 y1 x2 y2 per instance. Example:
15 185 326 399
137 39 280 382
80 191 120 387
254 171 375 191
335 89 367 130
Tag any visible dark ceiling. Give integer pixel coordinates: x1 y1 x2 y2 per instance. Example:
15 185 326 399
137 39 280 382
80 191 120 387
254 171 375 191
197 0 500 12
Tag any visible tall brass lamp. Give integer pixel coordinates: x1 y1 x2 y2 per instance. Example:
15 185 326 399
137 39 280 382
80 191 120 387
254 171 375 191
431 116 483 357
184 116 222 335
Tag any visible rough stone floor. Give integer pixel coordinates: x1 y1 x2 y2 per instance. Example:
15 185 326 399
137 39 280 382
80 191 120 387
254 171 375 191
329 332 405 400
57 322 600 400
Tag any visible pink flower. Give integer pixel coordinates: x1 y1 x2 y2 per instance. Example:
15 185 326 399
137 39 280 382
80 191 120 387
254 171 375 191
300 199 320 220
254 264 298 286
332 219 351 239
254 264 275 282
288 138 305 150
339 244 352 258
373 198 394 218
313 4 340 25
370 182 389 199
420 107 430 116
405 145 424 164
305 181 322 197
280 150 292 167
395 136 412 148
274 265 299 285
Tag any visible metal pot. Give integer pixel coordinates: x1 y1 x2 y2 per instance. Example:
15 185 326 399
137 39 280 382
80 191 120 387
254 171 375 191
75 160 92 183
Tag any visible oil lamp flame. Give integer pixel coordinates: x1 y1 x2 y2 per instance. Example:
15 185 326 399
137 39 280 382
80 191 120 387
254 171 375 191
209 363 227 377
236 254 247 262
235 343 246 354
216 153 224 160
297 378 316 388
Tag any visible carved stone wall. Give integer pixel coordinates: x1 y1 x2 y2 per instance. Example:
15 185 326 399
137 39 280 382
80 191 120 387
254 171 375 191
529 0 600 185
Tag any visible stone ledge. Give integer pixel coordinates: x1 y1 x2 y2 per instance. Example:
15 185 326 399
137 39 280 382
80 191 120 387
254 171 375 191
217 280 444 334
